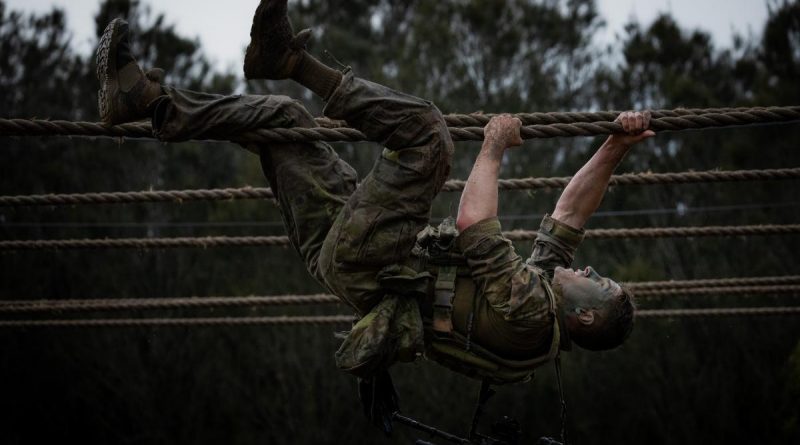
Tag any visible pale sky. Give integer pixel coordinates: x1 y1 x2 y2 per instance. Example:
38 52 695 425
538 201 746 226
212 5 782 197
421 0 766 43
5 0 770 71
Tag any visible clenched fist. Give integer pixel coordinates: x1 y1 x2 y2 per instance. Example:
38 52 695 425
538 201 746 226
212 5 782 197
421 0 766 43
609 110 655 147
484 114 523 152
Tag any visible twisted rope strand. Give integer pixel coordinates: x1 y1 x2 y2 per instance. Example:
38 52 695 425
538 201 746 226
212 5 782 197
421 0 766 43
5 168 799 207
0 294 342 313
441 107 799 126
2 282 798 313
626 275 800 290
636 307 800 318
0 236 292 250
2 106 798 143
1 308 799 328
0 315 356 328
633 284 800 297
2 224 798 251
506 224 800 241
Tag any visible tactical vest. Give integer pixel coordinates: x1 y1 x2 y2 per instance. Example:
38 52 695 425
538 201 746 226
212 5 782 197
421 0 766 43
413 218 562 385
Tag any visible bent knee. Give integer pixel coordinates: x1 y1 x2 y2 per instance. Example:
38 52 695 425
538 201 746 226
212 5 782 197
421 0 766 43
319 262 383 315
378 101 445 148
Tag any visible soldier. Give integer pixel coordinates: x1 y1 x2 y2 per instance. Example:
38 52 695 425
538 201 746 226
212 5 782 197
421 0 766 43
97 0 652 432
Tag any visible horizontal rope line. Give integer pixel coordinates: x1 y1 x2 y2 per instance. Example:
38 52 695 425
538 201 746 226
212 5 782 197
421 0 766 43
2 307 799 328
443 168 800 192
625 275 800 290
440 107 798 126
633 284 800 297
514 224 800 240
4 168 799 207
1 224 797 251
2 279 798 313
635 306 800 318
2 107 798 143
0 315 356 328
0 294 342 313
335 107 789 127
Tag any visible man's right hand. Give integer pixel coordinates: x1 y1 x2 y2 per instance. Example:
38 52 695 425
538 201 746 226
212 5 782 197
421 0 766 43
484 114 523 152
608 110 655 148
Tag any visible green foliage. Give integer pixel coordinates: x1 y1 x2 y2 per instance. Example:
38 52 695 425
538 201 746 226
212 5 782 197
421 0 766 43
1 0 799 444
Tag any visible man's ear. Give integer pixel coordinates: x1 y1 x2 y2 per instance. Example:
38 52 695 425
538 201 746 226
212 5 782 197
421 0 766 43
576 308 595 326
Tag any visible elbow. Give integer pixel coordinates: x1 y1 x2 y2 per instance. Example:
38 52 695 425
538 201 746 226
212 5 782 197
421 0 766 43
456 206 486 232
456 212 477 232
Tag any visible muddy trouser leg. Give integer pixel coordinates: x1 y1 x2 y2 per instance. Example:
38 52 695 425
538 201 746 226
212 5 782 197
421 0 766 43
150 87 358 284
317 72 455 315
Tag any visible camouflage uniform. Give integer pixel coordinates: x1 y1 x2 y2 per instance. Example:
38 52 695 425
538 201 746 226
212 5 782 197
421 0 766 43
450 215 583 360
150 71 582 375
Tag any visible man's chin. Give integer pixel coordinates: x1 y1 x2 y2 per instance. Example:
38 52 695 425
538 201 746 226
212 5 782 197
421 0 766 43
553 266 569 283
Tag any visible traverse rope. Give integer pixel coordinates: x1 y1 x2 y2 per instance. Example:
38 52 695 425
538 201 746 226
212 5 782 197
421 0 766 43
3 167 799 207
0 315 356 328
0 294 341 312
1 307 799 328
633 284 800 297
626 275 800 290
635 307 800 318
440 107 800 126
2 106 799 143
1 224 798 251
1 280 797 313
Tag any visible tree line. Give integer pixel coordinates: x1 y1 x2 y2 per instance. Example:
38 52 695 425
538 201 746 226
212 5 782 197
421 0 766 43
1 0 799 443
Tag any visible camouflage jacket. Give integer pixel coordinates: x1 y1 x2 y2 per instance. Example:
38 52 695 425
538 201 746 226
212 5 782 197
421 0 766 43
335 215 584 377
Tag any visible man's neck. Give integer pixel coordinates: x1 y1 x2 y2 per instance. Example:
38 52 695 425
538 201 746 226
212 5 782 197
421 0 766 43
549 277 573 351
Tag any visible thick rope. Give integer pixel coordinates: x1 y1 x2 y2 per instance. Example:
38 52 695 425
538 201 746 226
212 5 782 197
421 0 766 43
0 236 292 250
2 224 797 251
325 107 788 127
511 224 800 240
0 315 356 328
1 307 799 328
2 283 798 314
2 107 798 143
3 168 799 207
626 275 800 290
441 107 798 126
633 284 800 297
0 187 278 206
0 294 342 313
442 168 800 192
635 306 800 318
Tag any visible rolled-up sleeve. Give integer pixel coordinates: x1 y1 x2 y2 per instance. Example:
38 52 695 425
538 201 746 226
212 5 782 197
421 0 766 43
456 217 545 321
527 214 585 279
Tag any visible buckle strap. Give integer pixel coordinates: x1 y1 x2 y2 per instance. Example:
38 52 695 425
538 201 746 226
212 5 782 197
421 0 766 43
432 264 457 333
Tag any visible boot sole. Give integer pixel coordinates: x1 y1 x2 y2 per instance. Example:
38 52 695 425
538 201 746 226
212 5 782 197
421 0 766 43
96 19 123 125
243 0 297 80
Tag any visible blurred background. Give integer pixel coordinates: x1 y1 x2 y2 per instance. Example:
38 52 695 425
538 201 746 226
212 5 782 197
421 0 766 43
0 0 798 444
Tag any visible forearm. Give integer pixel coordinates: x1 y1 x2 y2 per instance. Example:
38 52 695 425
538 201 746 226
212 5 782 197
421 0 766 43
552 138 629 229
456 140 504 231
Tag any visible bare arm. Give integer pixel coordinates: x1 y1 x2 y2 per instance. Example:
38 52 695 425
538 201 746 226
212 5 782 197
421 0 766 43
552 111 654 229
456 115 522 231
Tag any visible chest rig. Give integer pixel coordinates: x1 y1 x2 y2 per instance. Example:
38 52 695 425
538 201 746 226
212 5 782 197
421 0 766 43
412 218 563 385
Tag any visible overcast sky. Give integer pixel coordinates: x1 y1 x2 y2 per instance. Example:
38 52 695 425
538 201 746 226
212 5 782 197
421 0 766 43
5 0 770 71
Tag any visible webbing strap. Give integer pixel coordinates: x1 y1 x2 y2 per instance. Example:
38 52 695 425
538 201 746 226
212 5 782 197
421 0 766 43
432 265 457 333
555 356 569 445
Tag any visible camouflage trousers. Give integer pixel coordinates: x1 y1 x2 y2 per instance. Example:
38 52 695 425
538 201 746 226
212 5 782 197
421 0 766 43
152 71 454 316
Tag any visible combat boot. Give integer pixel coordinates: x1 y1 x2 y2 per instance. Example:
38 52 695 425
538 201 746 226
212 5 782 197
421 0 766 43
244 0 342 100
96 18 165 125
243 0 312 80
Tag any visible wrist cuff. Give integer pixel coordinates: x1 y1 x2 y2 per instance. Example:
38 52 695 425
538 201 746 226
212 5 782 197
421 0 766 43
539 214 584 250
